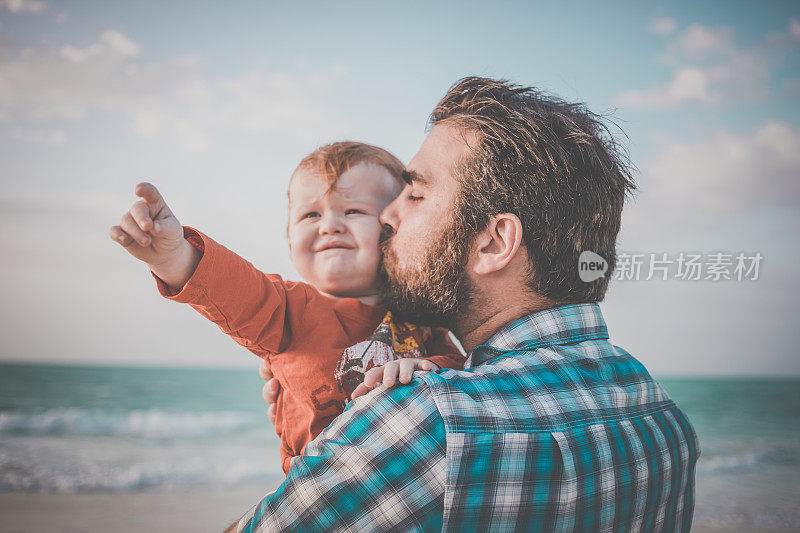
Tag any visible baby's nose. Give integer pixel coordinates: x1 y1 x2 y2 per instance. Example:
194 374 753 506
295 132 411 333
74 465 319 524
319 214 345 234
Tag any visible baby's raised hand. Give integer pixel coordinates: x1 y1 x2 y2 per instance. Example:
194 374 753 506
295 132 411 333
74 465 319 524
350 358 440 400
109 182 200 289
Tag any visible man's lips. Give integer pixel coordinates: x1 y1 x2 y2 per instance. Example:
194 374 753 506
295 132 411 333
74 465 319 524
315 242 354 252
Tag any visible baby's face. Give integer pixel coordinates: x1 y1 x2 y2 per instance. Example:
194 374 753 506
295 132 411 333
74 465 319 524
288 163 401 300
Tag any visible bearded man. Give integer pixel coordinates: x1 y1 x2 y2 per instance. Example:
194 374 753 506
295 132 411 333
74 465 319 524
237 77 699 532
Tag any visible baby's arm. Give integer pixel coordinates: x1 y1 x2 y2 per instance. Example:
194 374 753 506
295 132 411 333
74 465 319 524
419 326 467 371
110 183 305 359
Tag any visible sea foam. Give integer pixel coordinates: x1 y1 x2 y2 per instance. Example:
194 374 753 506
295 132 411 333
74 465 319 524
0 409 258 438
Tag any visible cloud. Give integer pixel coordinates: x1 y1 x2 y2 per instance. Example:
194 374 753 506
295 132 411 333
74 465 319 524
649 16 676 36
0 30 347 151
616 19 798 109
0 0 45 14
623 121 800 241
617 66 716 107
648 120 800 212
667 24 734 60
60 29 141 62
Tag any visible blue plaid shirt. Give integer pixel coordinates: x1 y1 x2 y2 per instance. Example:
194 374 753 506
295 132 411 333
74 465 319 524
237 303 699 532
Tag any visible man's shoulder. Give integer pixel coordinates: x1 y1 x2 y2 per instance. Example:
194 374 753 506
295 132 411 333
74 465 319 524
335 337 679 439
418 339 676 435
306 379 444 454
347 375 441 419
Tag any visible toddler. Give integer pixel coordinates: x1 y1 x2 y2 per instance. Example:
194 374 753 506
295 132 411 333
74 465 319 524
110 142 464 474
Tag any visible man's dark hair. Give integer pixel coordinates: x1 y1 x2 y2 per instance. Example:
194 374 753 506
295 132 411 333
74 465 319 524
430 76 636 303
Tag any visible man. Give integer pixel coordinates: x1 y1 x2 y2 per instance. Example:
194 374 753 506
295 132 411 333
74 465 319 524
241 77 699 532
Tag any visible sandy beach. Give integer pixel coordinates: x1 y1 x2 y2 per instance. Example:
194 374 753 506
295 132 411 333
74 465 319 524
0 482 278 533
2 483 799 533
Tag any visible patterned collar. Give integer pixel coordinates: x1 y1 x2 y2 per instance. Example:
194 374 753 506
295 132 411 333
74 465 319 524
466 303 610 368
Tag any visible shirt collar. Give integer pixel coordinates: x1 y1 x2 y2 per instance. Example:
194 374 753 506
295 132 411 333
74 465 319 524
466 303 610 368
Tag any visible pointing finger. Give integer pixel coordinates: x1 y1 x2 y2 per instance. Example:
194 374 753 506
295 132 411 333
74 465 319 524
135 182 166 215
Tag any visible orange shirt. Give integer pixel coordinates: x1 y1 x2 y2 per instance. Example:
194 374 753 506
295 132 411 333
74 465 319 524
154 227 465 474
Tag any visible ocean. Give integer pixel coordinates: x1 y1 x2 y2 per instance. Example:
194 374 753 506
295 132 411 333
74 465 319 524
1 363 798 529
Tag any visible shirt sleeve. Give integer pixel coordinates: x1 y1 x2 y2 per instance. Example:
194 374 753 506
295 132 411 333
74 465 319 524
152 226 310 358
236 381 447 532
421 328 467 371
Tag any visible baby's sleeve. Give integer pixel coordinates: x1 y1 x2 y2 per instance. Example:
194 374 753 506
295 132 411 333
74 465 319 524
153 226 311 359
421 328 466 370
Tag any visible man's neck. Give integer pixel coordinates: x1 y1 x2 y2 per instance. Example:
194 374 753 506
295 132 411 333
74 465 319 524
454 293 557 354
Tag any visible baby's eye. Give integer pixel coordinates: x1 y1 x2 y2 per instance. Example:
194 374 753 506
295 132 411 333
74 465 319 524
407 194 423 202
345 209 365 215
301 212 320 220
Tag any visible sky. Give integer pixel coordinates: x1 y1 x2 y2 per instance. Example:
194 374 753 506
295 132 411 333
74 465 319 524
0 0 798 375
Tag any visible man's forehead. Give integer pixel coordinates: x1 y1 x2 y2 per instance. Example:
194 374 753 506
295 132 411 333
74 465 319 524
407 123 478 186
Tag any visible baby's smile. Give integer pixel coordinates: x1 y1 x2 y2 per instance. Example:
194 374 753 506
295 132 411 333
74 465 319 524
315 241 354 252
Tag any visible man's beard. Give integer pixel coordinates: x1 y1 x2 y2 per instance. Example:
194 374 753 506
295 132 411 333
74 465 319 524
379 215 474 329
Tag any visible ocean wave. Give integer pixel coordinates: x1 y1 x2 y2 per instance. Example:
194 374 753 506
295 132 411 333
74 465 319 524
0 448 281 492
0 409 265 438
698 446 799 474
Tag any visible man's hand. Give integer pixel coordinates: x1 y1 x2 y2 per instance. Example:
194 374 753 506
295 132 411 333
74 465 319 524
109 182 200 290
259 359 280 425
351 358 439 400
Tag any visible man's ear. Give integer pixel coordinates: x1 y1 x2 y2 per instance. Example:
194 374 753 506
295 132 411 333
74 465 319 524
471 213 524 275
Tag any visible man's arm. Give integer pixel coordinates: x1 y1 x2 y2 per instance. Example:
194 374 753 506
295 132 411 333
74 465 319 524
234 381 447 532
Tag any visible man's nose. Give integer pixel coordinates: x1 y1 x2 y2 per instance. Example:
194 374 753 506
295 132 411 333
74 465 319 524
379 196 400 235
319 213 346 235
